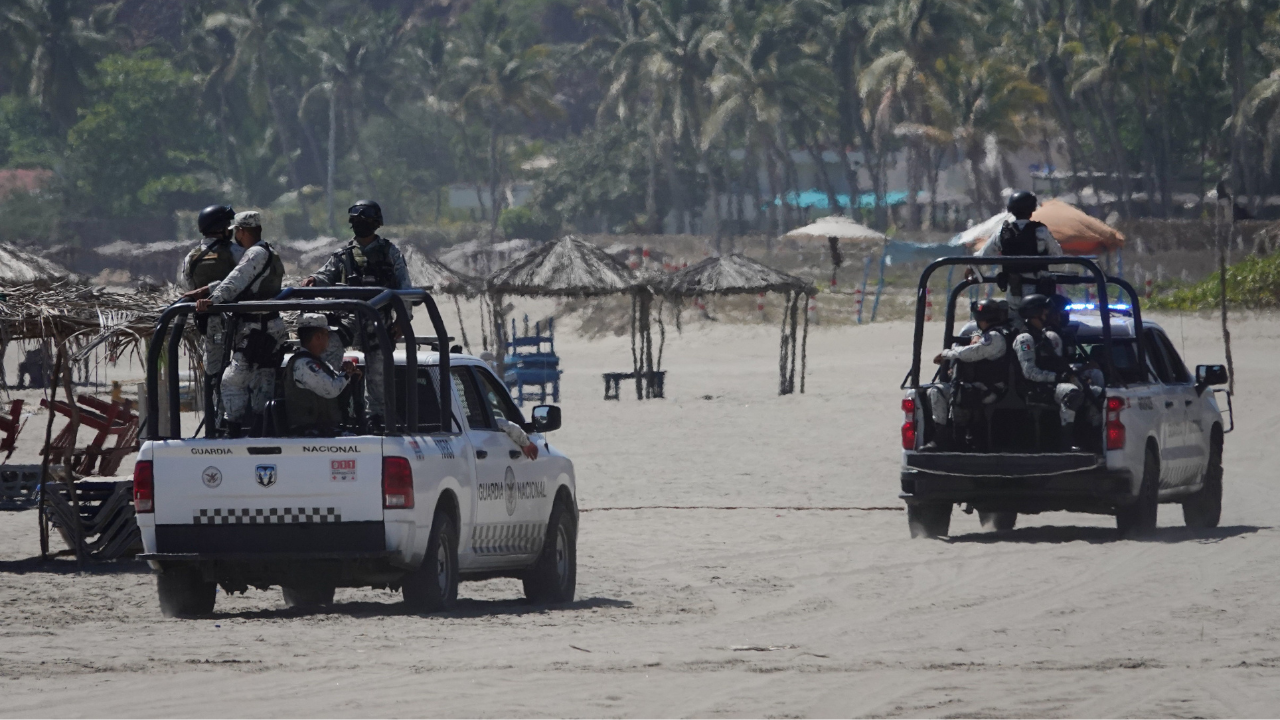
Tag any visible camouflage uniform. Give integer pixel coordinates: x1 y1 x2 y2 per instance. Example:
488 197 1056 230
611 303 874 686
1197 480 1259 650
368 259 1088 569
210 226 286 427
307 235 411 420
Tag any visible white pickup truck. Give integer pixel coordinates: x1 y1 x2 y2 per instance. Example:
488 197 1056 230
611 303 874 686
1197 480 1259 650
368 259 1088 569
899 257 1232 539
135 288 577 616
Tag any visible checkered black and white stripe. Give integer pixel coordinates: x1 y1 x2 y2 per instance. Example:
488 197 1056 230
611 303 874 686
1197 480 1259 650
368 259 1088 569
471 522 545 555
193 507 341 525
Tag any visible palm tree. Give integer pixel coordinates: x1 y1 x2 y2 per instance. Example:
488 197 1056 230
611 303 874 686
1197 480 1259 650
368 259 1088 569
0 0 114 130
202 0 312 193
299 11 400 229
702 1 833 235
446 0 562 239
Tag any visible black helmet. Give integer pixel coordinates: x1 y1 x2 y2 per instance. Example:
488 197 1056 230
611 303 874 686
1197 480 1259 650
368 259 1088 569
971 298 1008 324
1018 293 1053 320
1049 294 1072 326
1006 190 1037 219
197 204 235 236
348 200 383 225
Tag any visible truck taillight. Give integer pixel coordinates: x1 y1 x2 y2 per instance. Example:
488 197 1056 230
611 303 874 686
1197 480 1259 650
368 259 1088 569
382 457 414 509
901 397 917 450
1105 396 1126 451
133 460 153 513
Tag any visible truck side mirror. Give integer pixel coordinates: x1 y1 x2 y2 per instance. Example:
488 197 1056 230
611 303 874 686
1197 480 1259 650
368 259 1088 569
531 405 561 433
1196 364 1228 390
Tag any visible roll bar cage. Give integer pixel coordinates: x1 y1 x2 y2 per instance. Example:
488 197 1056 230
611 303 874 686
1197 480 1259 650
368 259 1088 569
145 287 453 440
902 256 1147 390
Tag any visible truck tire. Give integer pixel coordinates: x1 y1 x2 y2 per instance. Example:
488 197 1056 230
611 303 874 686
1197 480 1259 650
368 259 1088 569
157 566 216 617
979 511 1017 532
282 585 335 609
523 499 576 605
1182 427 1223 529
1117 445 1160 538
402 509 459 613
907 502 952 539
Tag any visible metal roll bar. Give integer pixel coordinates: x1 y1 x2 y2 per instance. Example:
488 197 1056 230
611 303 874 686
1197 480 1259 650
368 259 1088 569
905 256 1146 389
145 288 453 441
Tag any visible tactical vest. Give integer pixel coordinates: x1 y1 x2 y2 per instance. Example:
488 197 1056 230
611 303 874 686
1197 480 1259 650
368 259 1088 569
231 242 285 303
283 350 342 434
955 326 1013 388
999 220 1050 275
184 238 236 288
337 238 399 288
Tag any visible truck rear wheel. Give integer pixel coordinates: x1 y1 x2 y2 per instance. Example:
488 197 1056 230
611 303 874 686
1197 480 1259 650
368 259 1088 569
402 509 458 613
157 566 216 617
979 511 1017 532
282 585 335 609
523 500 576 605
1182 427 1223 529
1117 445 1160 538
907 502 952 539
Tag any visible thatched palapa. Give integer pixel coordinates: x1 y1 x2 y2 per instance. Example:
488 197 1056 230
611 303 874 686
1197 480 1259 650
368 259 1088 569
488 234 638 297
400 244 479 296
659 254 816 396
661 253 815 297
0 243 72 284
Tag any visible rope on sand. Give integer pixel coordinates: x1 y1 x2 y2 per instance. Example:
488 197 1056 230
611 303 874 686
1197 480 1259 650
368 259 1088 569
580 505 903 512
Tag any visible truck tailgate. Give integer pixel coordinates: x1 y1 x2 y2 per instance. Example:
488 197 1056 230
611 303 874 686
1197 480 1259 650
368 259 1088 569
151 438 384 528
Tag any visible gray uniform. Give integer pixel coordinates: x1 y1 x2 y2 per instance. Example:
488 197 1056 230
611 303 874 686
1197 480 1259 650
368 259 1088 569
211 242 287 425
928 329 1008 427
291 354 349 399
1012 329 1082 425
178 239 244 379
307 236 411 421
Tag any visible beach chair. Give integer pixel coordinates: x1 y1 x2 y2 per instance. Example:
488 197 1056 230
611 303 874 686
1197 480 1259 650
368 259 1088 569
503 316 563 407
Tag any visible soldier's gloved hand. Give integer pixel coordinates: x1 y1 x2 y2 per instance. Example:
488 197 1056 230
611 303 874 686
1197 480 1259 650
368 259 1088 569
300 276 317 287
521 443 539 461
195 298 214 312
933 353 945 365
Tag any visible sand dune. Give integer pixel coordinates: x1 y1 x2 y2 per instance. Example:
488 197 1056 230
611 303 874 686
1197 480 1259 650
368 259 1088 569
1 311 1278 717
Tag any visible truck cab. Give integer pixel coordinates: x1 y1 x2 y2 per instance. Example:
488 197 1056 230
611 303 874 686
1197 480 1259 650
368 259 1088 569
135 287 577 616
899 257 1231 539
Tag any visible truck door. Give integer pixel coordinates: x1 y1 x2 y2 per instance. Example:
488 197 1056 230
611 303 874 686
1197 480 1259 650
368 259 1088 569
1141 329 1187 487
450 366 540 563
471 366 554 532
1149 330 1205 486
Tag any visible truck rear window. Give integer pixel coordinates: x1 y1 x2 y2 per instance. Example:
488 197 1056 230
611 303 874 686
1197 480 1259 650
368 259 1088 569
394 367 444 431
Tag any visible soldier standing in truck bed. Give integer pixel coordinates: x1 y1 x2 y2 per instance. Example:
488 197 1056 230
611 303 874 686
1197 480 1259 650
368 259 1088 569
301 200 410 428
179 204 242 433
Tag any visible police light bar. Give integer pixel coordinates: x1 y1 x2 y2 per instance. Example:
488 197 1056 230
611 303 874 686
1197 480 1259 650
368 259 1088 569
1066 302 1133 316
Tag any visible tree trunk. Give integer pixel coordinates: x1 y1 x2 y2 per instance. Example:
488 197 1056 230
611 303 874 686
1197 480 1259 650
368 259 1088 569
488 125 503 240
262 63 301 192
646 111 660 233
326 82 336 233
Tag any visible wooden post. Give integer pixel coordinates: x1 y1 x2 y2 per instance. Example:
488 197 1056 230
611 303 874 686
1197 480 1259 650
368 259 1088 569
37 346 65 561
870 240 888 322
1216 182 1236 394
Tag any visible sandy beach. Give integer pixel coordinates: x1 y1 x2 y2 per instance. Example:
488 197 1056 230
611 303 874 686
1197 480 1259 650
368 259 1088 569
1 309 1278 717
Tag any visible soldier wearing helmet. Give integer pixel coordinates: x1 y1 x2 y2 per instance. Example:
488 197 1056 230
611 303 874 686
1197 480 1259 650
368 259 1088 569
188 210 287 437
300 200 410 427
282 314 363 436
924 298 1013 451
179 204 244 434
1012 294 1086 449
980 191 1063 298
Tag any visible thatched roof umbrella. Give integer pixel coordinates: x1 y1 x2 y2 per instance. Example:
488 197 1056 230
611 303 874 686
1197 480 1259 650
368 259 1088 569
486 235 648 395
0 243 72 284
398 244 481 352
660 254 817 395
488 234 637 296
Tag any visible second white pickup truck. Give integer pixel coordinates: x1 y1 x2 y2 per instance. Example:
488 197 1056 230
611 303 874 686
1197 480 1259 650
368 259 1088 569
898 257 1232 539
135 288 577 616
